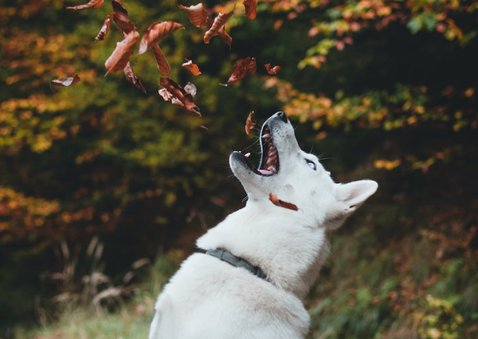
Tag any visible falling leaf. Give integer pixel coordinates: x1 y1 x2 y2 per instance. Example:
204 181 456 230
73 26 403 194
151 44 171 75
159 78 200 115
178 3 210 29
158 88 174 102
66 0 104 11
112 0 136 34
217 25 232 47
269 193 299 211
138 21 184 55
95 14 112 41
245 111 255 136
224 57 256 86
51 74 80 87
105 30 140 74
264 63 281 75
243 0 257 20
182 60 202 76
184 82 197 96
204 11 233 44
123 62 146 93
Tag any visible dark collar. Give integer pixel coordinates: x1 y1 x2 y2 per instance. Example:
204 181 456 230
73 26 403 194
204 248 268 281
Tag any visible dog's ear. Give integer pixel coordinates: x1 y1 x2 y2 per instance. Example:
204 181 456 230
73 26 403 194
336 180 378 213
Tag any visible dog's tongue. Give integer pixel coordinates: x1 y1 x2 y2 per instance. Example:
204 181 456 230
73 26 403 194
259 169 273 175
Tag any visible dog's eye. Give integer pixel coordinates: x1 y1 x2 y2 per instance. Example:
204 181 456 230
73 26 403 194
305 159 317 171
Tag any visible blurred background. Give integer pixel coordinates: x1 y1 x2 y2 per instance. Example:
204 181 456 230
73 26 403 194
1 0 477 338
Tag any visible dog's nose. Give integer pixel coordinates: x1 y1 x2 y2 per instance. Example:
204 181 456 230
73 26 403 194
276 111 288 123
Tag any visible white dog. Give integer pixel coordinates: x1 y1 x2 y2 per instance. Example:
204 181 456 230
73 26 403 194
149 112 378 339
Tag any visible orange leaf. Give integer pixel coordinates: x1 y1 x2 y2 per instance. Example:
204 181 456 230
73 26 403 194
105 30 140 74
111 0 136 34
264 63 281 75
244 111 255 136
204 11 233 44
66 0 104 11
182 60 202 76
224 57 256 86
123 62 146 93
269 193 299 211
243 0 257 20
95 14 112 41
138 21 184 55
151 44 171 75
51 74 80 87
178 3 210 29
159 78 200 115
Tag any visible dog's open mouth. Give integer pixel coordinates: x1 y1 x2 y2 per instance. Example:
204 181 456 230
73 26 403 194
239 125 279 177
257 126 279 176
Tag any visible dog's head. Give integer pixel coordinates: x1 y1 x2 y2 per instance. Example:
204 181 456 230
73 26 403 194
230 111 378 229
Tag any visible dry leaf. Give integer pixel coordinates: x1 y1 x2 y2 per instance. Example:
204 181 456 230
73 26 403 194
151 44 171 75
245 111 255 136
66 0 104 11
138 21 184 55
112 0 136 34
204 11 233 44
224 57 256 86
178 3 210 29
105 30 140 74
51 74 80 87
159 78 200 115
123 62 146 93
269 193 299 211
243 0 257 20
158 88 174 102
95 14 112 41
182 60 202 76
264 63 281 75
184 82 197 96
217 25 232 47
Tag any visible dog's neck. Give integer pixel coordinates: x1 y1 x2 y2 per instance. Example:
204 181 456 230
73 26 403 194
196 202 330 299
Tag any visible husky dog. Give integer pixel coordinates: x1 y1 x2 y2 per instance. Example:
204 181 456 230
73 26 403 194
149 111 378 339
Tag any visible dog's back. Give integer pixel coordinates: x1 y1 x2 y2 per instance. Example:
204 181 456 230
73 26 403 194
149 253 309 339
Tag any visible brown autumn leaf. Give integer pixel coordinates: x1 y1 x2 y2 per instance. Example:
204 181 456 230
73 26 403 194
243 0 257 20
217 25 232 47
66 0 104 11
159 77 200 115
111 0 136 34
204 11 233 44
264 63 281 75
138 21 184 55
123 62 146 93
269 193 299 211
95 14 112 41
151 45 171 75
51 74 80 87
224 57 257 86
105 30 140 74
182 60 202 76
245 111 255 136
178 3 210 29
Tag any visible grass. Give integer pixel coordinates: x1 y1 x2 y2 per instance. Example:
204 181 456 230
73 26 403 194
13 216 478 339
14 253 181 339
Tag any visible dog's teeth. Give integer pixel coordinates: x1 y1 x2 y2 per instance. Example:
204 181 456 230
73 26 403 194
244 153 251 158
262 133 270 139
259 169 272 175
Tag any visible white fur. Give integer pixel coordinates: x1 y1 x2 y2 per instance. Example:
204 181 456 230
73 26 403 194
149 113 378 339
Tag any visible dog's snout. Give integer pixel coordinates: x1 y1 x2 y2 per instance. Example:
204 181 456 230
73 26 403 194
276 111 288 123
